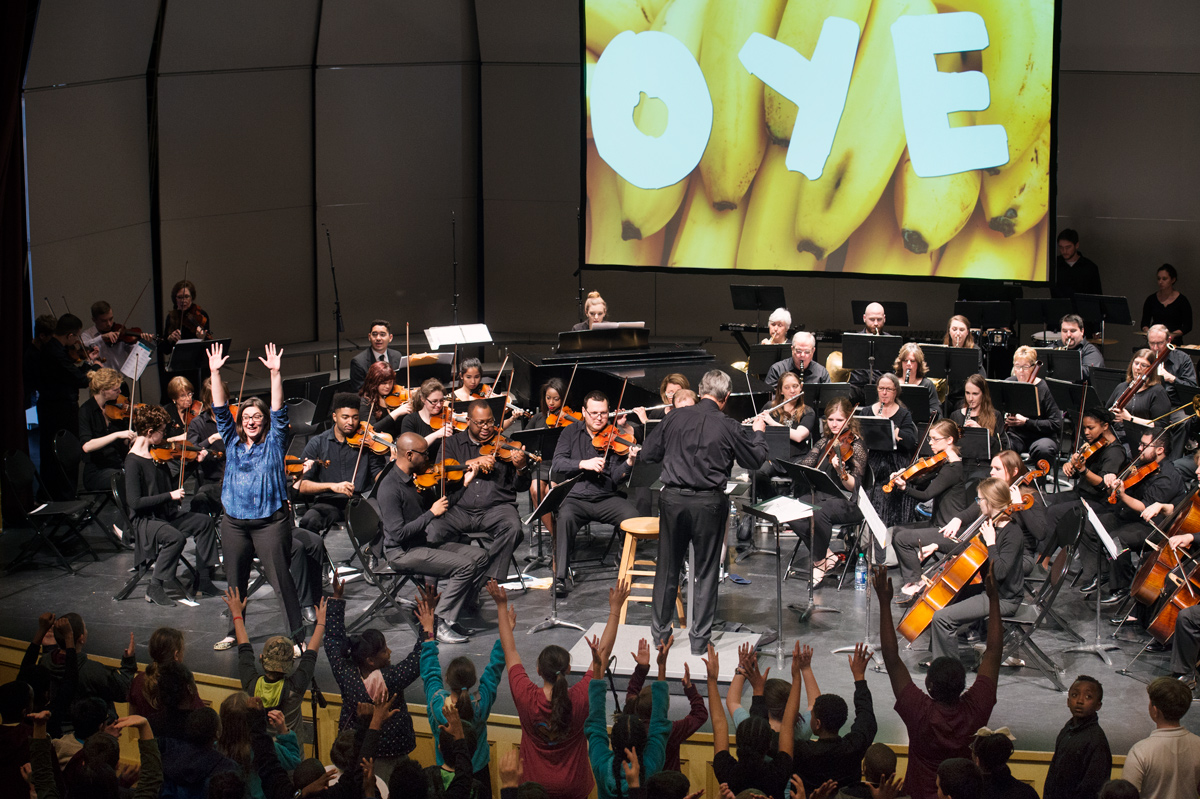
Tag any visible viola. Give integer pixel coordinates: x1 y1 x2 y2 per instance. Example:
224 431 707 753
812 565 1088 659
1109 460 1160 504
1068 437 1110 472
592 424 637 455
180 399 204 428
883 451 948 494
383 385 411 409
817 427 856 482
104 396 138 421
345 422 394 455
479 433 541 463
109 323 157 345
284 455 329 476
181 304 211 340
545 407 582 427
414 459 469 490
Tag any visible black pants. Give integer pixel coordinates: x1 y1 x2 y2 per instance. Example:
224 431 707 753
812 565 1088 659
290 527 327 607
789 490 861 568
386 542 488 624
653 488 727 655
1043 492 1105 562
894 524 959 586
1076 513 1148 587
1172 604 1200 675
426 504 524 585
299 500 347 535
1005 429 1057 468
82 466 120 493
134 510 219 581
189 482 223 515
555 494 639 580
221 509 304 638
931 590 1020 661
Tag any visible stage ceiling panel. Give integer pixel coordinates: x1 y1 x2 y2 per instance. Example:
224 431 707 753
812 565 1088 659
26 1 158 89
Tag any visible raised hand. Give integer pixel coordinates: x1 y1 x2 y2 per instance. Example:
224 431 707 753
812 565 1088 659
53 618 75 650
791 641 805 680
362 758 376 797
415 589 438 636
702 644 719 681
745 652 768 693
314 597 327 628
622 747 641 789
587 634 605 675
737 641 754 672
267 709 288 734
681 662 693 689
609 578 631 614
124 633 135 659
485 579 508 606
223 586 249 617
416 583 441 612
206 342 228 373
499 748 523 790
259 343 283 373
868 774 903 799
331 572 345 601
500 602 516 634
656 633 674 668
37 612 55 636
796 644 814 670
372 690 402 727
439 698 465 741
849 642 871 680
632 638 650 668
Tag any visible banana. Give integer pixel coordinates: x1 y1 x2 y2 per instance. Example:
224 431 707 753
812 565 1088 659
698 0 786 210
892 52 981 254
765 0 872 144
737 144 824 271
935 201 1036 280
585 0 653 54
640 0 672 23
1031 216 1049 281
792 0 936 260
587 142 666 266
981 120 1049 237
951 0 1054 169
845 180 938 276
668 172 747 269
615 0 710 240
585 50 597 140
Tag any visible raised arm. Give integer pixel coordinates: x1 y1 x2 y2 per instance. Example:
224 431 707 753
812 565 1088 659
599 579 631 664
260 343 284 411
726 642 753 717
206 343 229 407
704 645 729 753
223 587 251 646
778 642 804 757
795 644 820 714
872 566 913 698
485 580 521 669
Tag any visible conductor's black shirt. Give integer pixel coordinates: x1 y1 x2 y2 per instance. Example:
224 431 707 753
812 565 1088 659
640 398 768 490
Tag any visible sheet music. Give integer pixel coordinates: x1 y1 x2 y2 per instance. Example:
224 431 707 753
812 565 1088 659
424 324 492 349
121 341 154 381
752 495 814 524
856 488 889 547
1081 499 1122 560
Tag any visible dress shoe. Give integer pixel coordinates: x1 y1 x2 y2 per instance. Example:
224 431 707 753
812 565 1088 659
918 659 932 669
146 583 175 607
194 577 223 598
1109 614 1137 626
1146 641 1172 653
1077 577 1100 594
1099 588 1129 606
301 605 318 624
436 621 468 644
554 578 571 598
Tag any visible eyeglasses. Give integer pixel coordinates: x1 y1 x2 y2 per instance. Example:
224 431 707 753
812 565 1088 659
472 419 495 428
427 397 444 405
408 448 429 457
877 386 896 393
930 435 949 442
583 409 607 418
1013 364 1034 371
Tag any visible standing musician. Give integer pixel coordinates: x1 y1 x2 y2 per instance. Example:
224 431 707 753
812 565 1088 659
1108 350 1171 437
358 361 412 436
895 343 942 422
294 392 385 535
795 397 867 585
1140 263 1191 344
349 319 402 390
1041 408 1127 578
549 391 640 598
400 379 453 459
1002 346 1063 467
163 280 210 345
848 302 889 397
23 313 57 411
124 405 221 607
1078 427 1187 606
426 400 529 595
37 313 101 498
761 307 792 345
206 342 306 644
1059 314 1105 382
920 477 1026 667
1147 324 1198 401
572 290 608 330
949 375 1002 481
185 377 226 515
862 373 920 528
82 300 154 370
765 332 830 390
641 370 767 654
376 432 487 644
79 367 135 492
521 378 567 543
1144 452 1200 674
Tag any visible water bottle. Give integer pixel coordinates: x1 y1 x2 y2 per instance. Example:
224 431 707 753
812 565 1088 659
854 553 867 591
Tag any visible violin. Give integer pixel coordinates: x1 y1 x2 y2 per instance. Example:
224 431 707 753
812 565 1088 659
414 459 469 490
816 427 856 483
180 399 204 428
109 323 157 345
1109 460 1160 504
479 433 541 463
104 396 140 421
429 408 468 432
470 384 492 399
284 456 329 476
345 422 394 455
149 441 206 463
545 407 582 427
592 424 637 455
383 385 411 409
1068 437 1110 472
181 304 211 340
883 451 948 494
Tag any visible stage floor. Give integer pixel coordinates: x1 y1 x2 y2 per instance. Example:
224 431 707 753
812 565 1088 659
0 509 1191 756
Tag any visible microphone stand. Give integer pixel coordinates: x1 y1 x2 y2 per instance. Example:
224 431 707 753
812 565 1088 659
309 676 328 752
325 227 345 381
451 212 459 324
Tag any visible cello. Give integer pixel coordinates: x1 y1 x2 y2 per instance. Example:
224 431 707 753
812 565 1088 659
1131 486 1200 606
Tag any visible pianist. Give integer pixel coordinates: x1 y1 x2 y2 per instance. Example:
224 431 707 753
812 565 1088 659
765 331 830 389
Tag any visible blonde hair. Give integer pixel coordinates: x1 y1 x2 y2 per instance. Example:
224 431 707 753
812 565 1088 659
943 315 976 348
88 367 123 395
584 291 607 315
1012 346 1038 373
167 375 194 401
977 477 1013 514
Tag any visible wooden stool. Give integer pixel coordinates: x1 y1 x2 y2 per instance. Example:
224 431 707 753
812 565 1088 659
616 517 685 627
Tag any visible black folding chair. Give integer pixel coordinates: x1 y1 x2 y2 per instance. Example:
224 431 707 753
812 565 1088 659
110 472 197 601
52 430 125 550
2 450 98 575
1001 542 1078 691
344 496 424 633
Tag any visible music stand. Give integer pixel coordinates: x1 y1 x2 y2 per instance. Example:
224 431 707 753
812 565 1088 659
860 386 935 425
985 380 1042 420
1032 348 1084 384
921 344 985 389
1066 500 1121 664
1044 379 1105 421
311 379 353 428
731 285 787 338
167 338 231 373
959 427 995 463
510 425 568 570
857 417 898 452
1074 294 1133 346
842 333 903 386
282 372 331 403
777 461 844 623
749 344 790 379
1088 367 1126 409
524 475 585 634
1014 298 1073 344
805 383 854 415
850 301 908 327
739 493 814 664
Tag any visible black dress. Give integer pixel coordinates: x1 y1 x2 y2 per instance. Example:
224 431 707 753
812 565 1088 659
1141 292 1192 344
861 405 920 526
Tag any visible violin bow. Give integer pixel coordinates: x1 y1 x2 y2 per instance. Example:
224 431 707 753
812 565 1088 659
349 399 376 491
600 379 629 461
1071 381 1088 452
236 350 250 407
128 376 137 432
816 402 859 468
492 353 511 397
405 322 411 393
43 297 56 317
120 277 153 332
909 419 934 468
554 362 579 429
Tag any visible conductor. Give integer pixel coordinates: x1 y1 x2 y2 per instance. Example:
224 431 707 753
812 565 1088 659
640 370 768 655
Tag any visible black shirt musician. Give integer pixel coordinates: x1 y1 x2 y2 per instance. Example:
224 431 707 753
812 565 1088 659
550 391 640 597
295 392 384 534
78 367 135 492
641 370 768 655
764 332 830 390
1059 314 1105 382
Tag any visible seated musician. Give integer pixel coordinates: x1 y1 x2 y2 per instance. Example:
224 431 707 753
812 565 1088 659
79 367 135 492
1002 346 1063 467
426 400 529 598
949 375 1003 481
848 302 888 396
1042 408 1127 571
1108 350 1171 444
1145 452 1200 669
349 319 402 391
549 391 640 598
164 376 196 441
766 332 830 390
571 290 607 331
1147 324 1198 400
82 300 153 370
453 357 517 432
376 432 488 644
918 477 1026 667
762 307 791 345
293 392 384 534
124 405 221 607
794 398 868 585
862 373 920 528
358 361 411 436
632 373 691 427
1060 314 1105 382
743 372 818 523
521 378 567 541
895 343 941 422
400 379 453 458
942 314 986 413
185 378 226 515
162 280 210 346
1078 426 1187 605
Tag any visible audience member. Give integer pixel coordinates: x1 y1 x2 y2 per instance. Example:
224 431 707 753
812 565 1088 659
1043 676 1112 799
420 697 488 799
53 696 109 767
30 710 161 799
0 680 33 795
128 627 204 718
833 742 903 799
938 758 983 799
38 613 136 723
1123 676 1200 799
158 706 238 798
727 642 816 748
217 691 303 799
793 644 878 793
1098 780 1139 799
624 638 708 773
972 729 1036 799
147 660 203 741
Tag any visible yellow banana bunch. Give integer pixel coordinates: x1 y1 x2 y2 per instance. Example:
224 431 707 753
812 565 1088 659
1031 216 1049 281
587 142 665 266
765 0 872 144
935 202 1036 279
698 0 786 210
585 50 597 140
981 120 1049 237
793 0 936 260
845 181 939 276
640 0 672 21
615 0 710 240
737 144 824 271
585 0 653 53
668 174 747 269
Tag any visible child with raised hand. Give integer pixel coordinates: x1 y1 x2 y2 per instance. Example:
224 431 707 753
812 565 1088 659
416 584 505 789
623 637 708 773
587 628 672 799
793 643 878 794
30 709 163 799
223 587 326 738
727 641 818 746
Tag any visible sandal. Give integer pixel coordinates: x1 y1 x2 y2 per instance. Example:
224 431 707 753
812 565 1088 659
213 636 236 651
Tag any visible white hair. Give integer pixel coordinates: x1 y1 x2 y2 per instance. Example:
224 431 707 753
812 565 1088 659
768 307 791 327
698 370 732 401
791 331 816 348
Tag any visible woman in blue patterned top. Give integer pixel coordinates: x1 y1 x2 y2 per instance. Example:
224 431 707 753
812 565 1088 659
207 342 305 645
